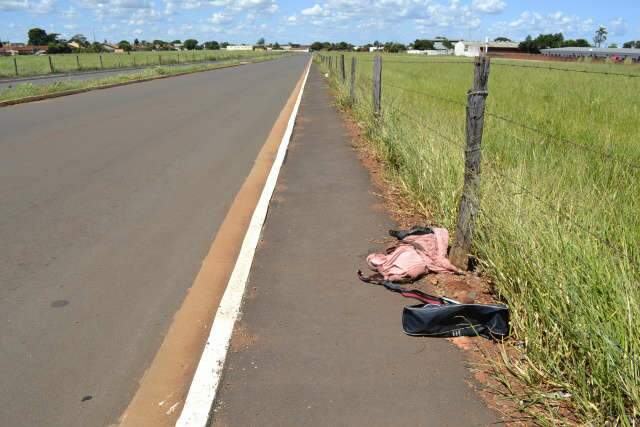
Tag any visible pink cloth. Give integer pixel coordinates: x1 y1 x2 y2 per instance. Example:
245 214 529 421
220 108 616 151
366 228 461 282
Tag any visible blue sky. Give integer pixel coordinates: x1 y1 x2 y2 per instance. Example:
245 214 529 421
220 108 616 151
1 0 638 45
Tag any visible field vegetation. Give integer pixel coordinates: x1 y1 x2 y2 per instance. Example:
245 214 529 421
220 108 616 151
318 53 640 424
0 50 281 78
0 52 282 102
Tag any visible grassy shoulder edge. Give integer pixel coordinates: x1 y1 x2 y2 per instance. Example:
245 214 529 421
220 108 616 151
0 54 291 107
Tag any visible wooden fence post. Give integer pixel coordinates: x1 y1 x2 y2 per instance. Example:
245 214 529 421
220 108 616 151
158 54 162 65
133 55 136 67
350 56 356 102
48 55 54 73
449 56 491 270
373 55 382 116
76 55 80 70
13 57 18 76
99 55 104 69
339 54 346 81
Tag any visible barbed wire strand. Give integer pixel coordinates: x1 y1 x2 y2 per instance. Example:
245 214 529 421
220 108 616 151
491 61 640 78
378 81 640 171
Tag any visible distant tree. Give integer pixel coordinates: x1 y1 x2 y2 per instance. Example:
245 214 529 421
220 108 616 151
563 38 590 47
383 42 406 53
623 40 640 48
441 39 454 49
373 40 381 47
494 37 512 42
28 27 49 45
412 39 434 50
69 34 89 47
256 37 265 46
118 40 132 52
519 33 565 53
310 41 324 51
183 39 198 50
609 43 618 48
333 41 353 51
171 39 182 44
593 26 607 48
134 38 140 46
47 40 72 54
220 41 229 48
89 42 104 53
273 42 281 50
203 41 220 50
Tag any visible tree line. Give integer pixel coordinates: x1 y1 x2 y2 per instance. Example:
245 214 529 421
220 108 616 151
310 38 456 52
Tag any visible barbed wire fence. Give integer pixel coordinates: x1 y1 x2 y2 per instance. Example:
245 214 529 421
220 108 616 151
316 53 638 271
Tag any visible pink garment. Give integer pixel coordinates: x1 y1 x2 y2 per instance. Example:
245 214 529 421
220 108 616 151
366 228 461 282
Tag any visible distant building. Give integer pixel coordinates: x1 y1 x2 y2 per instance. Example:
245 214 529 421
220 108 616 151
369 46 383 52
102 43 124 53
454 40 519 57
0 44 48 56
540 47 640 61
226 45 254 51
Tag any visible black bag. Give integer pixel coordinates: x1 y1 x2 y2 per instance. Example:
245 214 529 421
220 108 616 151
365 280 509 340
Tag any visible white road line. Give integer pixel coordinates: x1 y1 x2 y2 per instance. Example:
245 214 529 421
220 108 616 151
175 59 312 427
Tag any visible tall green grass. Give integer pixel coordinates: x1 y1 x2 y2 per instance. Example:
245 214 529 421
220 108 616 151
318 53 640 424
0 50 286 78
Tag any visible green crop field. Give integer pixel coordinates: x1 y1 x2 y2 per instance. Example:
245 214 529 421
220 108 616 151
0 49 281 78
318 53 640 424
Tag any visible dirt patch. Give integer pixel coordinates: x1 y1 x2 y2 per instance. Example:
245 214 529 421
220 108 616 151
229 323 258 353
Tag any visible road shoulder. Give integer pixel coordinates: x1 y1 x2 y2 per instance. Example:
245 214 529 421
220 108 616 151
211 64 499 426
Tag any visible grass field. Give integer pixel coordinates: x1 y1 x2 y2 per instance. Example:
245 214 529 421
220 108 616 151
0 52 282 103
0 49 281 78
318 53 640 424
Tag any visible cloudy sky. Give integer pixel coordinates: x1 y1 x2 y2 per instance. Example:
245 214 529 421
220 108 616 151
0 0 637 45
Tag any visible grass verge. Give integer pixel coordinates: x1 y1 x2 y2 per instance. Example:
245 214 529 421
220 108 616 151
317 53 640 425
0 50 286 78
0 53 289 104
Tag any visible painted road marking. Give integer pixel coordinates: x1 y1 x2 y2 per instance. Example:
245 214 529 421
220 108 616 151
175 59 311 427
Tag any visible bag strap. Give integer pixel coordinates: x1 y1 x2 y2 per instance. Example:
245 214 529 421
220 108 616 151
358 270 448 305
389 226 434 240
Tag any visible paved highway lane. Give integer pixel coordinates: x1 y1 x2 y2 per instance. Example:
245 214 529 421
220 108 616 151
0 54 308 427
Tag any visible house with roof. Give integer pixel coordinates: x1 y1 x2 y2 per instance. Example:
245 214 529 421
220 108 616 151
0 44 48 56
454 40 519 57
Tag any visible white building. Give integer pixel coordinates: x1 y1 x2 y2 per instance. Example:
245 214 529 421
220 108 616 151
226 45 254 51
369 46 383 52
455 40 520 57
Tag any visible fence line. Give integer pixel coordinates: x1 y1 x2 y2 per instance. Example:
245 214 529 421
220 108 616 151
491 61 640 78
316 53 638 270
372 78 640 171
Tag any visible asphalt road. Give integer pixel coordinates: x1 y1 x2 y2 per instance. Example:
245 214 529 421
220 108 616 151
0 59 226 92
0 54 308 427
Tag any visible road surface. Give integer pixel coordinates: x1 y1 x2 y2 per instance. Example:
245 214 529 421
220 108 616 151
0 54 308 427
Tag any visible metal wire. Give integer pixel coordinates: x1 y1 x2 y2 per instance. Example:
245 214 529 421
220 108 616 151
491 61 640 78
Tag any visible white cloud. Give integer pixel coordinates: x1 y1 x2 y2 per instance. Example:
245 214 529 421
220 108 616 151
502 10 593 35
471 0 505 14
0 0 54 13
608 17 627 37
209 11 231 24
301 4 324 16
